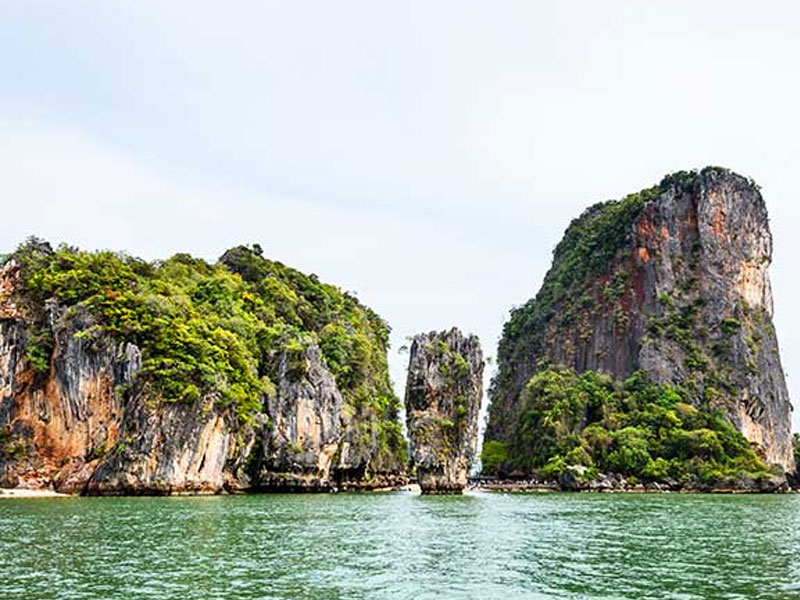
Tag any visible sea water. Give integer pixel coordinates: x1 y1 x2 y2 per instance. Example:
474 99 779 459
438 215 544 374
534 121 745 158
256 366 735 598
1 492 799 599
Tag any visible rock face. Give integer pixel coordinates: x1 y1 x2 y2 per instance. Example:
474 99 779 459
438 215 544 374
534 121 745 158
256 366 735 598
251 343 344 491
405 329 483 493
486 168 795 473
0 243 407 494
0 299 144 493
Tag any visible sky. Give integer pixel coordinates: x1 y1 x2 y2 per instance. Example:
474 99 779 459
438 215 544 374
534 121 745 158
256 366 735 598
2 1 800 430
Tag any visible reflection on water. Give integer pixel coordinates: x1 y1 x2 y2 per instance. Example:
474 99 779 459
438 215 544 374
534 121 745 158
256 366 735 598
1 492 799 599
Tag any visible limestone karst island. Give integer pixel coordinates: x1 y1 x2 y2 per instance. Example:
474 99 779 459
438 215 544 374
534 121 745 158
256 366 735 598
8 3 800 597
0 168 796 496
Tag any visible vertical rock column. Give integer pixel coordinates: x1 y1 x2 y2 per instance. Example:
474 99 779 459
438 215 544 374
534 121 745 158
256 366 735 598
404 329 483 494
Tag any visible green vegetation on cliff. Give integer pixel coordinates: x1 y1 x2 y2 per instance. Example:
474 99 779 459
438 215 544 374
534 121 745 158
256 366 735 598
794 434 800 471
482 367 774 487
494 185 658 375
492 169 733 401
7 239 405 465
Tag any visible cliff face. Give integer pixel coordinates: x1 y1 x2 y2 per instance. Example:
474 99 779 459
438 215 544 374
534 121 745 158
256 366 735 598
486 168 794 472
0 242 406 494
405 329 483 493
0 297 143 493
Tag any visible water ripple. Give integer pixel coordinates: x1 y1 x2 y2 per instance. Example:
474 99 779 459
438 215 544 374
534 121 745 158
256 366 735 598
1 493 799 599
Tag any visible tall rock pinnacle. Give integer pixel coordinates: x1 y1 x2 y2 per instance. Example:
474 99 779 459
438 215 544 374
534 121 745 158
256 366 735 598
405 328 484 494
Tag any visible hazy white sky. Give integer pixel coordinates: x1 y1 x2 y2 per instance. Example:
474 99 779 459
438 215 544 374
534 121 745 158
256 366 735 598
2 1 800 429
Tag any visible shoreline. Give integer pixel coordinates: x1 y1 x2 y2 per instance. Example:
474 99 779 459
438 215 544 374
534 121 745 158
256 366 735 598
467 481 797 495
1 482 796 497
0 488 71 499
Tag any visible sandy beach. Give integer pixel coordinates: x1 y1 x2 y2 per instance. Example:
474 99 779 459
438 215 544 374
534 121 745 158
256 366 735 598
0 488 70 498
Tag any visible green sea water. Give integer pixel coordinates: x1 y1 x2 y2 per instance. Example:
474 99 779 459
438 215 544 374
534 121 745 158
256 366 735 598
1 492 799 599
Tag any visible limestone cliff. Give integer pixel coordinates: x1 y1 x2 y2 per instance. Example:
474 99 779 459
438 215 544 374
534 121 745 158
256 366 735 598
486 168 794 474
405 329 483 493
0 241 406 494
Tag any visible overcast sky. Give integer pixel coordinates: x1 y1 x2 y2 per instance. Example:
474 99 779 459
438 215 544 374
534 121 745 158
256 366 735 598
2 1 800 430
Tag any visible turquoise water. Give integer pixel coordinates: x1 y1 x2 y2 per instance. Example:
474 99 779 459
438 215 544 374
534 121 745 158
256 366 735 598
1 492 799 599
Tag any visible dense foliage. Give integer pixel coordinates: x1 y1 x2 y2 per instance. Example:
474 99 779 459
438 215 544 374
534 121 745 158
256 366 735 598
794 434 800 471
482 367 775 486
7 239 405 463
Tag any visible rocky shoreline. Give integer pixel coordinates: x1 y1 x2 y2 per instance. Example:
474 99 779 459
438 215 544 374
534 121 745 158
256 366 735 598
468 473 792 494
2 482 794 497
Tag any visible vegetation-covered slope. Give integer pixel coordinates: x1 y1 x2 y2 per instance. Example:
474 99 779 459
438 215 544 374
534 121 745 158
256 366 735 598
482 367 775 488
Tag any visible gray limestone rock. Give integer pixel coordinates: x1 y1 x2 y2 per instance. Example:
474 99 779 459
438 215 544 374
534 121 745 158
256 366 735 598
405 328 483 494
